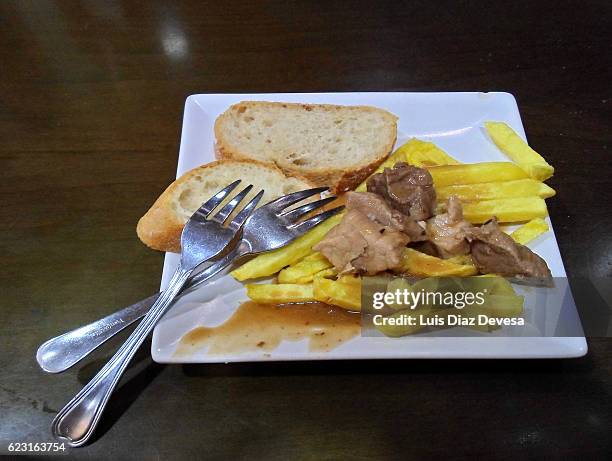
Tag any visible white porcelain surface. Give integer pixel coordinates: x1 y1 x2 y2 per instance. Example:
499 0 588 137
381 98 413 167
151 92 587 362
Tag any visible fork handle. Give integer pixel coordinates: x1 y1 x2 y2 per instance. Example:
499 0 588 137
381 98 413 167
52 267 192 447
36 294 159 373
37 246 246 374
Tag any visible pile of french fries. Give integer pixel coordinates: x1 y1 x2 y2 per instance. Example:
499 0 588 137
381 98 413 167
232 121 555 313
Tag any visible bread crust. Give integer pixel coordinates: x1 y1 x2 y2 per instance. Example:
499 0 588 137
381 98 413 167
137 159 315 252
214 101 397 193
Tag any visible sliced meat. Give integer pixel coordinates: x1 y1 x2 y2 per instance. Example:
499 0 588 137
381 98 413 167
466 218 552 280
345 191 427 241
366 162 436 221
312 210 369 273
351 225 410 274
313 209 409 275
426 196 472 258
446 194 464 223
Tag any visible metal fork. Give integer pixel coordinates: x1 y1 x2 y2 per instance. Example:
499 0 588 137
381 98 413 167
50 180 263 447
167 187 343 291
37 188 340 374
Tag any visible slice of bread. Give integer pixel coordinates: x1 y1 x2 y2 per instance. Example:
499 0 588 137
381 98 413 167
214 101 398 193
137 160 315 252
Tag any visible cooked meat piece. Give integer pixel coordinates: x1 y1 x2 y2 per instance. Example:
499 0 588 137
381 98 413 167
409 240 440 257
426 196 472 258
345 191 427 241
366 162 436 221
446 194 464 223
351 226 410 274
409 221 428 243
346 191 403 229
313 209 409 275
466 218 552 280
312 211 368 273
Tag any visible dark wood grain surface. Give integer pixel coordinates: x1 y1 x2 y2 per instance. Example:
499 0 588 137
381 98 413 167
1 1 610 459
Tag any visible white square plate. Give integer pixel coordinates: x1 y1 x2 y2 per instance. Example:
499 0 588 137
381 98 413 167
152 92 587 362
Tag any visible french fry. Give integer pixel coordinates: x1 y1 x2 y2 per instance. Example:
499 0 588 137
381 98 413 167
356 138 459 191
246 283 314 304
510 218 550 245
426 162 528 187
456 277 524 316
472 275 516 295
313 267 338 279
393 248 478 277
485 121 554 181
395 138 460 167
313 276 361 311
231 214 342 281
437 179 556 201
475 294 524 318
336 274 362 286
445 254 474 266
278 252 333 284
462 197 548 224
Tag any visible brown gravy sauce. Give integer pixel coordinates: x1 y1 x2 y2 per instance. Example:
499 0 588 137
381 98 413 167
174 302 360 356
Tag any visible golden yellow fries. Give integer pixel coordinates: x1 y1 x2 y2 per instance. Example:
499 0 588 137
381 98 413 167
395 138 460 167
394 248 478 277
246 283 314 304
427 162 528 187
473 275 516 295
445 254 474 266
485 121 554 181
474 295 525 317
313 276 361 311
436 178 556 201
336 274 362 286
355 138 459 191
278 252 333 284
312 267 338 279
462 197 548 224
234 133 553 324
510 218 550 245
231 214 342 281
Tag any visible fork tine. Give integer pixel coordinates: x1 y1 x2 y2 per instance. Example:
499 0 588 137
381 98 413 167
267 187 329 212
211 184 254 224
193 180 241 220
281 196 337 222
288 206 344 233
228 189 265 231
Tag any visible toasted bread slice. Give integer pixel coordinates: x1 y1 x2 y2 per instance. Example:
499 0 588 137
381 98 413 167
137 160 315 252
214 101 398 193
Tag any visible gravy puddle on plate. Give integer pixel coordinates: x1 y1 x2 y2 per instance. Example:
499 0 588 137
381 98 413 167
175 302 360 356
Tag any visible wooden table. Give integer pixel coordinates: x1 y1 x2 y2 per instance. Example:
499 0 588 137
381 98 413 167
1 1 610 458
